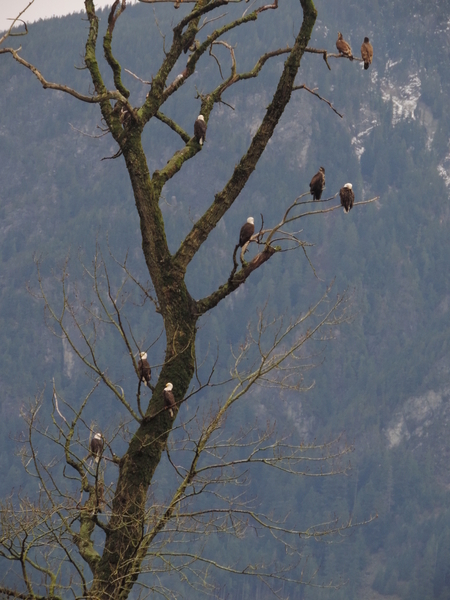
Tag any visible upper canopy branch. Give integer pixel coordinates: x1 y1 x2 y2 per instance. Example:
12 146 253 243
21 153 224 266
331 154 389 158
173 0 317 275
0 0 33 46
138 0 260 125
103 0 130 99
84 0 109 100
139 0 222 124
173 0 231 35
205 44 291 100
0 46 127 106
148 12 285 196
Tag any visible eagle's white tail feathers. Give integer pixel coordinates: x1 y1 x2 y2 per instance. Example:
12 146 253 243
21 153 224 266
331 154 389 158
142 379 148 387
200 139 203 146
95 456 100 464
344 207 349 214
169 409 174 417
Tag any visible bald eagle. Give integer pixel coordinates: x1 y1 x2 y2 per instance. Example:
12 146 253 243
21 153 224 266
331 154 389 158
138 352 151 387
336 32 353 61
194 115 207 146
340 183 354 213
239 217 255 247
90 433 104 464
310 167 325 201
361 37 373 70
163 383 176 418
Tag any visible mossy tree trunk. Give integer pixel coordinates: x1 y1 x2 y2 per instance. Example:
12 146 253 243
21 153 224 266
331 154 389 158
2 0 320 597
85 1 318 597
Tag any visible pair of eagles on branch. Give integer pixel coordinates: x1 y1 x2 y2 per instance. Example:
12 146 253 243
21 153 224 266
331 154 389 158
310 167 355 214
337 32 373 70
137 353 177 417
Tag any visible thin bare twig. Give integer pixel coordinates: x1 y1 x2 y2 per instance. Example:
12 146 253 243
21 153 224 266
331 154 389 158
69 123 110 138
124 68 152 85
198 12 228 32
293 84 343 118
0 0 34 45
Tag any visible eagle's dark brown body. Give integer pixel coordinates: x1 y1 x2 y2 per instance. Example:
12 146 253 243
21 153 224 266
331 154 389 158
310 167 325 201
163 384 176 418
239 219 255 247
340 184 355 214
336 32 353 60
90 433 104 464
138 354 151 386
194 116 207 145
361 37 373 70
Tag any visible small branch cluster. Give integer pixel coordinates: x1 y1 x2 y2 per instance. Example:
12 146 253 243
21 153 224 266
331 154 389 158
196 191 379 316
29 247 162 423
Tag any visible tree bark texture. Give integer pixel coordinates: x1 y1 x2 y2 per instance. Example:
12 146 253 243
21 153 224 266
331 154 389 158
5 0 318 597
87 1 317 597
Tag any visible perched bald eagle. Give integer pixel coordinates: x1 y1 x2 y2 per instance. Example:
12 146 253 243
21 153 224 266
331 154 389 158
310 167 325 201
340 183 355 213
336 32 353 61
138 352 151 387
163 383 176 418
361 37 373 70
194 115 207 146
239 217 255 247
90 433 104 464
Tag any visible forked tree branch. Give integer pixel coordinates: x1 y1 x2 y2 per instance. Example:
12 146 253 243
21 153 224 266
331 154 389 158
195 193 379 315
0 46 126 105
0 0 34 45
104 0 130 99
173 0 317 274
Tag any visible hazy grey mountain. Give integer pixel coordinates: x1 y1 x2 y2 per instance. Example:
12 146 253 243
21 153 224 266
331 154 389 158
1 1 450 597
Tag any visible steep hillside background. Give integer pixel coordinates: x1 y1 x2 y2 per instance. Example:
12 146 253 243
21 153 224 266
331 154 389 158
1 1 450 598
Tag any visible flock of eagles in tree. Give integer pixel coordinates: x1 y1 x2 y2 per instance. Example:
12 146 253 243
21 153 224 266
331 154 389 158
89 29 373 463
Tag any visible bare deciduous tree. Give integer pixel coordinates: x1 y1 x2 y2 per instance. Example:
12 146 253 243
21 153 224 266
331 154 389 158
0 1 377 598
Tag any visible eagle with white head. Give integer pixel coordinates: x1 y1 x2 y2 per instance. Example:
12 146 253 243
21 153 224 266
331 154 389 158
90 433 104 464
194 115 207 146
163 383 176 417
340 183 355 214
138 352 151 386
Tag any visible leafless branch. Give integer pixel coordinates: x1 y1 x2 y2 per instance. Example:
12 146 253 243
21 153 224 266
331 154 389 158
0 0 34 45
124 68 152 85
305 46 364 70
0 46 128 106
69 122 110 138
293 84 343 118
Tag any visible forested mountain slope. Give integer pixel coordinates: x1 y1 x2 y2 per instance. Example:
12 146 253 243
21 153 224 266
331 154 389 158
1 1 450 598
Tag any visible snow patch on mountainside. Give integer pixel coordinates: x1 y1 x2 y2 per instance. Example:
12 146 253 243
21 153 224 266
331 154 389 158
351 99 379 161
437 162 450 187
353 66 422 160
351 120 378 160
380 72 421 124
385 387 450 449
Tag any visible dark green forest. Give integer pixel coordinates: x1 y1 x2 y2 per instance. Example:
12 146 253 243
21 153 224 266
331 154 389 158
1 0 450 598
